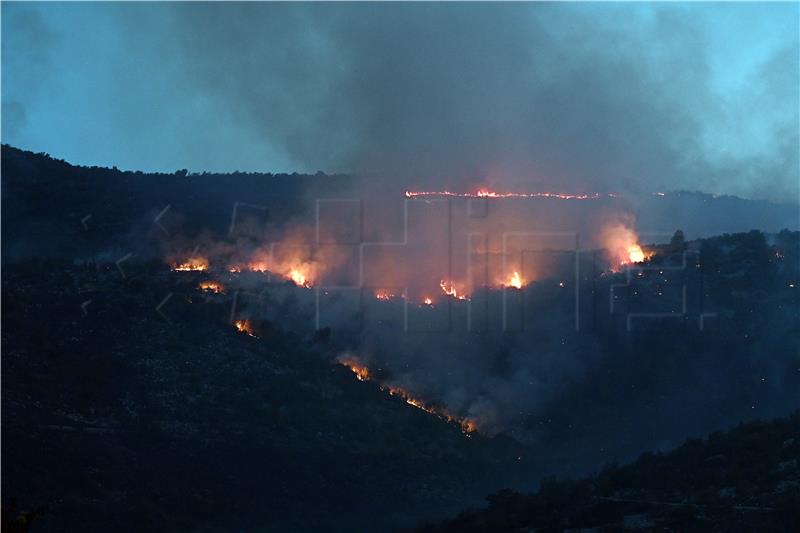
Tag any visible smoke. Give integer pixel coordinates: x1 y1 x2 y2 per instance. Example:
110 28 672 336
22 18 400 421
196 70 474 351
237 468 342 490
160 3 797 200
3 3 797 200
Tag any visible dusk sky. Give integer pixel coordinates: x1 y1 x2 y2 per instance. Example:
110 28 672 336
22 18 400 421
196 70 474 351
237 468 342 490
2 2 798 201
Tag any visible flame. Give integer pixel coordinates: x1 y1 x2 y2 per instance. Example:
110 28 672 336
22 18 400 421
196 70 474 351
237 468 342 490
627 244 646 263
199 281 223 293
340 357 371 381
423 297 433 306
439 280 468 300
601 222 653 268
505 271 523 289
338 355 476 434
173 257 209 271
375 289 396 300
405 189 604 200
234 319 256 337
289 268 311 288
226 258 315 287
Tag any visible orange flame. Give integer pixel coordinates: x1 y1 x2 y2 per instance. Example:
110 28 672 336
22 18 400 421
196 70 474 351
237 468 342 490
601 222 653 268
423 297 433 306
340 357 371 381
505 271 523 289
339 355 476 434
375 289 396 301
226 259 315 287
627 244 646 264
405 189 604 200
173 257 209 271
439 280 468 300
289 268 311 288
199 281 223 293
234 319 256 337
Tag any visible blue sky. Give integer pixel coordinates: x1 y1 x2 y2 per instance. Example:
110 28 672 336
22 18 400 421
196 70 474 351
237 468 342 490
2 2 798 201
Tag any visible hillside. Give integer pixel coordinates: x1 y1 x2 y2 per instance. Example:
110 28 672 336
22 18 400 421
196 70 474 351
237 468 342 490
419 413 800 532
1 145 353 260
1 260 533 532
3 145 798 262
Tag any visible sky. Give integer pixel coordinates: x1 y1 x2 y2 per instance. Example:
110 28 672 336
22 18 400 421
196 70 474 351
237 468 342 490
2 2 798 202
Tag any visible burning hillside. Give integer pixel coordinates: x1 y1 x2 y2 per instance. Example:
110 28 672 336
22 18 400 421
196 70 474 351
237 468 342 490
199 281 224 293
405 189 608 200
234 319 256 337
172 257 209 271
600 221 653 268
338 354 477 435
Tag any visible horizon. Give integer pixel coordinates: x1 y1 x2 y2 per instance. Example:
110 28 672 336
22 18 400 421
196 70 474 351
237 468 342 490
4 143 800 209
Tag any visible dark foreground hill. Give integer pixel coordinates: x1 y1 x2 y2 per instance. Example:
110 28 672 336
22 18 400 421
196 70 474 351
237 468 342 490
1 260 534 532
419 413 800 532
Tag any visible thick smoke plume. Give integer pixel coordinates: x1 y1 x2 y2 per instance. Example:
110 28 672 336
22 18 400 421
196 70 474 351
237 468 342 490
4 3 798 200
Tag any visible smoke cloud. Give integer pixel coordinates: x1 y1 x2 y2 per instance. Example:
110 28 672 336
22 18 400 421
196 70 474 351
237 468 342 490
2 3 798 200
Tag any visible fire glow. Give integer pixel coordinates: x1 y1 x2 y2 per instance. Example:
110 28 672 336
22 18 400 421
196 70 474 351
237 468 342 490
226 260 314 288
234 319 256 337
339 356 477 435
173 257 209 271
405 188 605 200
601 222 653 268
627 244 646 264
505 271 524 289
289 268 311 288
199 281 223 293
439 280 468 300
375 289 397 301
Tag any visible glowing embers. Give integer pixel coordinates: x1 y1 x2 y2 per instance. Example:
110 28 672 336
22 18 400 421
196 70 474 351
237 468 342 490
439 280 469 300
199 281 224 294
405 188 603 200
339 356 371 381
234 319 256 337
172 257 209 271
338 355 477 435
374 289 398 301
225 260 314 288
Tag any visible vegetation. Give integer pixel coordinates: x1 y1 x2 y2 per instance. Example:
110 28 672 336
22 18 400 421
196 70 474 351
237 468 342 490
419 413 800 532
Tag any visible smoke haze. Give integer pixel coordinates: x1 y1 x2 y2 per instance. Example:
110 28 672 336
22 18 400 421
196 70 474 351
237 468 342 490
3 3 798 201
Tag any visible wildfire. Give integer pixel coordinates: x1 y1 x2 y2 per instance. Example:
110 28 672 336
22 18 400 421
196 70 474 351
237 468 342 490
505 271 524 289
338 355 476 434
234 319 256 337
340 357 371 381
199 281 223 293
173 257 209 271
627 244 646 264
423 297 434 306
375 289 397 300
289 268 311 288
405 189 604 200
439 280 468 300
601 222 653 268
225 260 314 287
